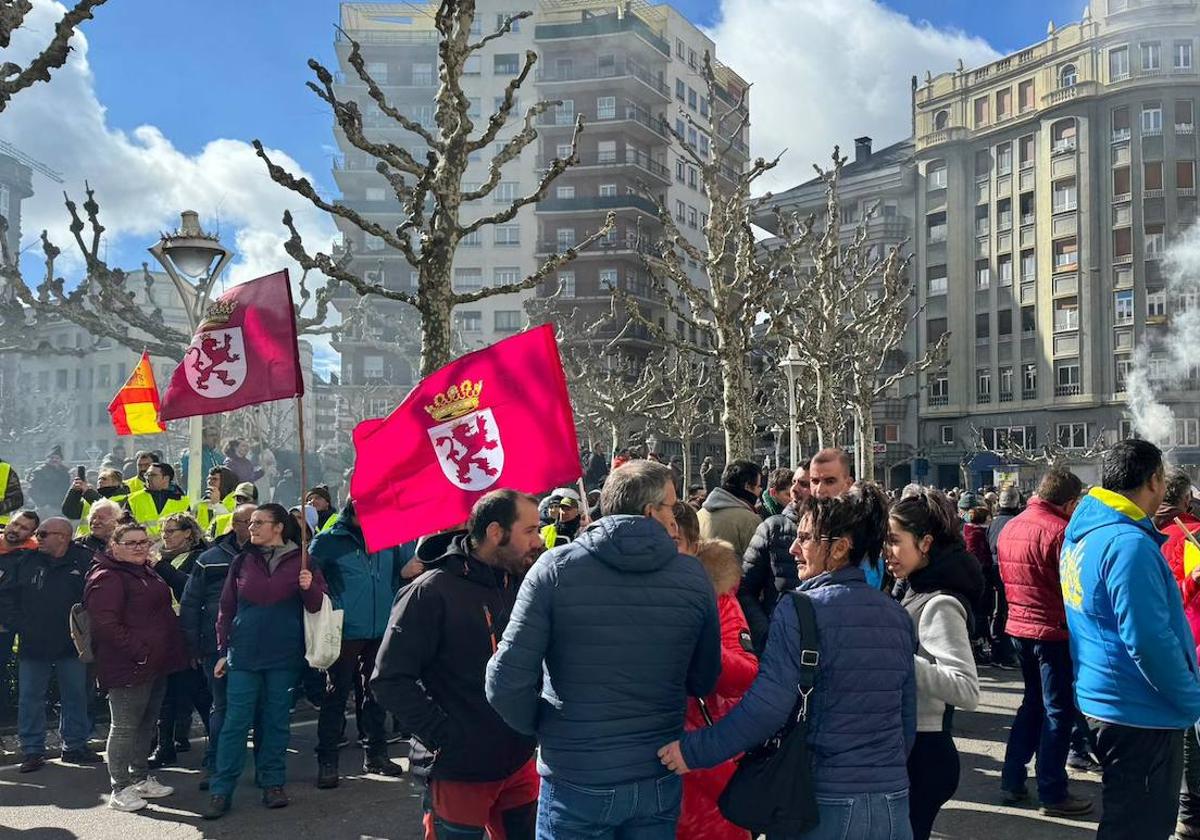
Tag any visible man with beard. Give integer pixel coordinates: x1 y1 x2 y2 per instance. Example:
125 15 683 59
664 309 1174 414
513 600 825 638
372 490 544 840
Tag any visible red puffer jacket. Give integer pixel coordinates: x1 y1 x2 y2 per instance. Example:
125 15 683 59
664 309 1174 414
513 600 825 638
1159 512 1200 662
679 591 759 840
997 497 1072 641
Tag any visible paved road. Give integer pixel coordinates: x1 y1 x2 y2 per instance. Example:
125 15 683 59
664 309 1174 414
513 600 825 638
0 667 1102 840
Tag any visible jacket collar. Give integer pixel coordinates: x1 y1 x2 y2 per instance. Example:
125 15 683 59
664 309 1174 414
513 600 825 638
1089 486 1150 523
798 564 865 592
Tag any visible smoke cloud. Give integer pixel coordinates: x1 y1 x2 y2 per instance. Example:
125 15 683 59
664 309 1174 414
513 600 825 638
1126 223 1200 447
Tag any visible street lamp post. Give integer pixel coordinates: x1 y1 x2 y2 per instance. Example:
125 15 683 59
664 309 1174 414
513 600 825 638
148 211 234 501
770 423 784 471
779 344 803 469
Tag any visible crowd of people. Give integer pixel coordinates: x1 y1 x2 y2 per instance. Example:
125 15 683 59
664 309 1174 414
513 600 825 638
2 436 1200 840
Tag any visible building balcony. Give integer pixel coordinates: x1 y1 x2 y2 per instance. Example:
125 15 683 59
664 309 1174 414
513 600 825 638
537 104 668 143
1112 128 1132 143
335 28 439 48
1022 388 1038 401
927 394 949 407
977 393 992 405
1042 81 1100 108
537 148 671 185
534 13 670 57
916 126 968 150
535 60 669 101
1054 384 1082 397
535 192 660 216
535 234 655 257
999 391 1014 403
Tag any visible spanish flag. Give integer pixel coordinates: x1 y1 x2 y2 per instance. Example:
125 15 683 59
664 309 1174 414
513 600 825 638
108 352 166 436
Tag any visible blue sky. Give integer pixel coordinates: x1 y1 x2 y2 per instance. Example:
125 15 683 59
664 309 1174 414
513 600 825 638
79 0 1079 203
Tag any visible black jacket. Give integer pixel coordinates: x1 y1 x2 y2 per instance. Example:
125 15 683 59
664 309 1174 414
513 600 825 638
74 534 107 560
0 544 92 660
180 533 242 658
988 509 1020 558
62 484 126 519
737 504 799 653
371 534 535 782
155 544 205 601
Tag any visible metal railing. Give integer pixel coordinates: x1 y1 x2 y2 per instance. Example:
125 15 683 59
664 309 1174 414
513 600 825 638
535 60 669 97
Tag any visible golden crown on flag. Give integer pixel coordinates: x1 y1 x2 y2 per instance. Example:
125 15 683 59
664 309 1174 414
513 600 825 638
200 298 237 328
425 380 484 422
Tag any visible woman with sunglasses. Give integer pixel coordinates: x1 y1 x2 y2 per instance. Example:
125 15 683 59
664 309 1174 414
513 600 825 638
85 520 190 812
203 502 326 820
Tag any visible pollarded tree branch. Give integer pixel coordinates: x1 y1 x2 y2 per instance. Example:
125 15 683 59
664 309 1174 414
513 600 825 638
0 0 106 114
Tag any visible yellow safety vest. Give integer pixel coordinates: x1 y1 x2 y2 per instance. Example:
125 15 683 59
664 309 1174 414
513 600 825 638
320 512 339 533
0 462 11 526
76 492 129 537
124 476 145 495
200 492 240 538
125 489 192 537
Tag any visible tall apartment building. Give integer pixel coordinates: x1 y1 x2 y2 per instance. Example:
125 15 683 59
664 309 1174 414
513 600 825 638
328 1 748 436
760 136 919 486
912 0 1200 488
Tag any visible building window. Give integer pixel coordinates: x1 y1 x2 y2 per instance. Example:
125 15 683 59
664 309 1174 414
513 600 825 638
934 110 949 129
454 310 482 333
977 369 992 402
453 268 483 291
687 207 698 229
1177 41 1194 70
1055 362 1082 396
687 87 697 110
1059 63 1077 88
1052 118 1077 152
1054 297 1079 331
927 317 948 344
494 54 519 75
494 311 522 332
927 161 947 190
1141 42 1161 72
927 264 948 296
927 211 947 242
975 312 990 342
1110 46 1130 81
675 199 686 222
495 181 519 203
363 356 384 381
414 62 435 84
996 88 1012 120
688 167 697 189
555 185 575 200
1175 419 1200 447
595 96 616 120
1021 250 1036 281
494 224 520 246
594 183 615 197
1052 178 1078 212
1114 227 1133 260
555 99 574 125
1116 356 1133 391
493 267 519 288
1142 103 1164 134
1146 223 1165 256
931 374 949 404
676 158 685 182
976 260 991 290
1057 422 1088 448
599 268 618 291
1178 160 1196 190
974 96 989 126
1149 354 1169 381
675 78 686 100
941 424 955 445
676 38 685 58
556 227 576 248
1023 362 1038 396
1019 135 1035 168
1114 165 1132 196
558 271 575 297
999 254 1014 286
1000 366 1014 399
467 97 481 118
688 48 696 68
1053 237 1078 271
1145 160 1164 190
1115 290 1134 324
1018 79 1036 112
996 142 1013 175
1148 288 1167 317
1177 99 1195 131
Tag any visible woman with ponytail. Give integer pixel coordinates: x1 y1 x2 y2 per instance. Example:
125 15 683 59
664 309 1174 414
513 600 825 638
661 483 918 840
886 489 983 840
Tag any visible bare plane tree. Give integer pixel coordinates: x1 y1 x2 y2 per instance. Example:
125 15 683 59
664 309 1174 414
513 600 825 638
619 52 788 460
643 350 719 490
0 189 338 361
255 0 613 377
969 422 1110 470
0 0 106 114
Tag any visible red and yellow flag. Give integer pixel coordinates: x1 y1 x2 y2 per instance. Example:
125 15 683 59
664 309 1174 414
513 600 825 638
108 352 166 436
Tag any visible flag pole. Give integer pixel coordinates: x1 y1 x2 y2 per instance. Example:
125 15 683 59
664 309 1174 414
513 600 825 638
297 394 309 571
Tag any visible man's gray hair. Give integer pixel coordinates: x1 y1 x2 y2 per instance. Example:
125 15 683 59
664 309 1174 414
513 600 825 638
88 498 122 522
601 460 674 517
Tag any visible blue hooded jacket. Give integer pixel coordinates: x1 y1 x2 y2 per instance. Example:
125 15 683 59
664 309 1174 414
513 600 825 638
485 514 721 786
309 512 405 641
1062 487 1200 729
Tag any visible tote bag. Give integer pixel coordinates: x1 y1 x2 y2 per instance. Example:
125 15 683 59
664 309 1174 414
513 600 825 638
304 593 344 670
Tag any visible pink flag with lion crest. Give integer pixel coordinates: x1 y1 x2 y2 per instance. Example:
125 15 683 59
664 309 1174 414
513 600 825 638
351 324 580 552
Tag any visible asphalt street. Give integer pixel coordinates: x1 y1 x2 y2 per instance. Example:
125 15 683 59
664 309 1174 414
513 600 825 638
0 667 1104 840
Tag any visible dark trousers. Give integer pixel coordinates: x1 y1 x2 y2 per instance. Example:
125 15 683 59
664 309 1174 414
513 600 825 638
1089 718 1184 840
315 638 387 763
1182 725 1200 831
1000 637 1076 804
907 731 959 840
989 572 1015 662
155 664 211 754
202 653 227 776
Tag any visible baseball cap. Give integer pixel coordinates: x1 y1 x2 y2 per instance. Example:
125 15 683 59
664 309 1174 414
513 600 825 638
233 482 258 501
551 487 582 507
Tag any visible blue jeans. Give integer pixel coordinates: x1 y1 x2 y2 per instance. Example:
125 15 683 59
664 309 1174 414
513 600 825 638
210 667 298 799
202 653 227 776
771 791 912 840
18 656 90 755
535 774 682 839
1001 637 1075 804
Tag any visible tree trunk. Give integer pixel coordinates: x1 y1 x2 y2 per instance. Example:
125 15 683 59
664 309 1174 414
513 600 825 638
418 261 455 376
718 329 755 461
681 434 692 494
610 422 620 463
859 406 876 483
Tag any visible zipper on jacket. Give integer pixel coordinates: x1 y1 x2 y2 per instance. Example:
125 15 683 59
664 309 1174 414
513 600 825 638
483 605 498 654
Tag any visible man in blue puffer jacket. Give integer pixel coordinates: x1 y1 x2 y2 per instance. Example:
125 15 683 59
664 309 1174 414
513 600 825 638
309 501 419 787
1062 439 1200 839
487 460 720 838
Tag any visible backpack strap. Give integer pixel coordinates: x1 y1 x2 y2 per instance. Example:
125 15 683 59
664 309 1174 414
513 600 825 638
789 592 820 721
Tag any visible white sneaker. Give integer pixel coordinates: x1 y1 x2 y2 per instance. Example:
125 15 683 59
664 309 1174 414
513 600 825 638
132 776 174 798
109 786 148 812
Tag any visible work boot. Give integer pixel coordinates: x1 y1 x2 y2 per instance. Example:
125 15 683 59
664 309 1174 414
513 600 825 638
203 794 230 820
1000 785 1029 806
316 761 339 789
1040 795 1093 817
262 786 289 809
18 753 46 774
363 753 404 777
61 747 102 765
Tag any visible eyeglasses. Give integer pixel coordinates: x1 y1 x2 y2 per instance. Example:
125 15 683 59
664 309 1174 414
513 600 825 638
247 519 276 529
117 540 152 549
35 530 68 539
161 528 182 535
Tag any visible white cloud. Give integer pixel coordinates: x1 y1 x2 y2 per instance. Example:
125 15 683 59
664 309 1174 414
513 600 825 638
3 1 338 327
708 0 1001 192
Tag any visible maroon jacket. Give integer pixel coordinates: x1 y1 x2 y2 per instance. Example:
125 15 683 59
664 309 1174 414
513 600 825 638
963 523 993 572
84 555 189 689
997 497 1072 641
